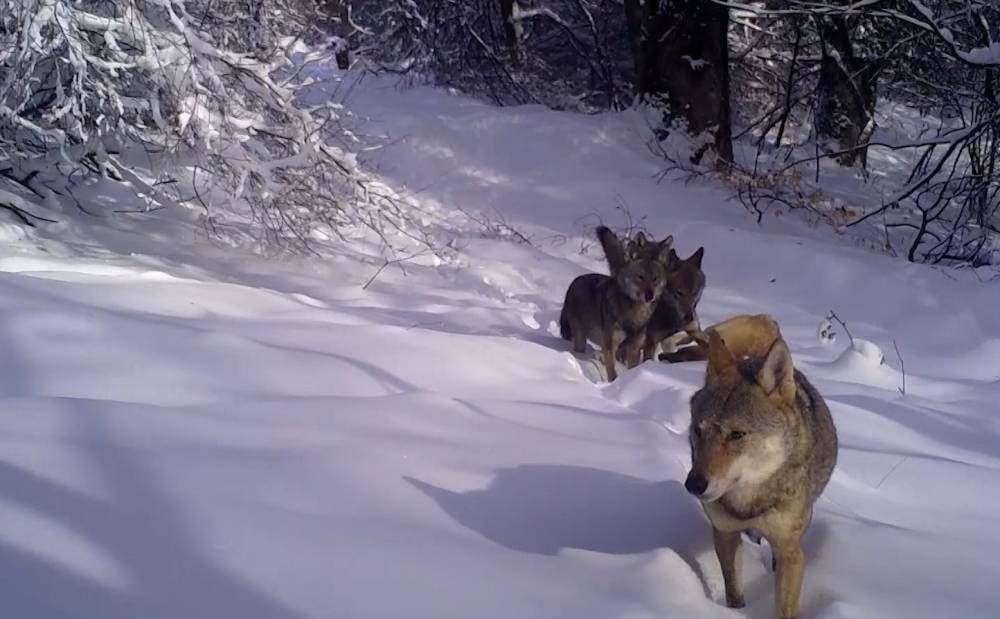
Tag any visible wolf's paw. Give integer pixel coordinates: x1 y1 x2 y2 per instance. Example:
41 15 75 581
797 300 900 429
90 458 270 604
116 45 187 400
725 593 745 609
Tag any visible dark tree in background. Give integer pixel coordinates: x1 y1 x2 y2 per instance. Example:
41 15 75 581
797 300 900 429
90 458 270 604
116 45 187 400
624 0 732 166
499 0 522 65
319 0 353 69
814 11 880 166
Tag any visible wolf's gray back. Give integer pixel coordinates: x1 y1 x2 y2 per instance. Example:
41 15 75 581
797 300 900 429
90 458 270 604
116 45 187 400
793 370 838 502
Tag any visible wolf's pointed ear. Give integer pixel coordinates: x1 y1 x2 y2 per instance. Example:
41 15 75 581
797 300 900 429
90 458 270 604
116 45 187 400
706 330 737 383
657 235 674 263
626 231 647 260
688 247 705 268
757 338 796 404
596 226 627 273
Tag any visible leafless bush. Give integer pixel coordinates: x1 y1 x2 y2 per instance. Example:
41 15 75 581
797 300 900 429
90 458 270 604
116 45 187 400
0 0 441 254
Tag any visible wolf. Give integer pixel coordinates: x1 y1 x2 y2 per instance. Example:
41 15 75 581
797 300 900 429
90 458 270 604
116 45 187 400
599 231 706 363
642 246 705 361
683 314 838 619
559 227 671 381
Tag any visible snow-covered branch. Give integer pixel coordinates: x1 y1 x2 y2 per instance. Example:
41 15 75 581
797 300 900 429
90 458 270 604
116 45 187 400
0 0 439 253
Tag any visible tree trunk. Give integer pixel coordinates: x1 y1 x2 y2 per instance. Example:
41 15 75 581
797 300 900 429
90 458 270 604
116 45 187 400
319 0 352 69
623 0 661 98
815 16 879 167
623 0 732 167
499 0 521 65
336 0 353 70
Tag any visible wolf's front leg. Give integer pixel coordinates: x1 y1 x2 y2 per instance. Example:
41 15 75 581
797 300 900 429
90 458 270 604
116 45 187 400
622 332 645 368
602 330 625 381
601 347 617 382
712 526 745 608
773 537 805 619
641 331 659 363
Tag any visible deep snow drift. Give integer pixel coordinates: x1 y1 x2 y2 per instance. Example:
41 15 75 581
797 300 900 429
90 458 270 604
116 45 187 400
1 71 999 619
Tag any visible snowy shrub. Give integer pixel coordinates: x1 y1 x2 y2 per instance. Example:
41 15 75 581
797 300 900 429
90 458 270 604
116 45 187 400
0 0 432 253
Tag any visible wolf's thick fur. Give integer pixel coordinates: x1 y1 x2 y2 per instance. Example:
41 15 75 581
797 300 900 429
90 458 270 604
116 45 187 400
599 232 705 363
683 315 838 619
559 227 671 381
642 246 705 360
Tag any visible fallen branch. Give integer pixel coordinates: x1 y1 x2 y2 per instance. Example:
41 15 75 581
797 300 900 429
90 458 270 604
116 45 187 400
893 338 906 395
0 202 58 227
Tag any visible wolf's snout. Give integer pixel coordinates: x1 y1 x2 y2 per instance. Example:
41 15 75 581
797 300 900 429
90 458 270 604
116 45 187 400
644 289 655 303
684 471 708 497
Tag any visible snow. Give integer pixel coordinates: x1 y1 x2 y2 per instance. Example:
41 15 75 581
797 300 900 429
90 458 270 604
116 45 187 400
2 68 1000 619
959 41 1000 66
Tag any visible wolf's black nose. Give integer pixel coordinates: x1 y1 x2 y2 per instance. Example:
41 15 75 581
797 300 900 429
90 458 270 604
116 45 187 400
684 471 708 496
644 289 655 302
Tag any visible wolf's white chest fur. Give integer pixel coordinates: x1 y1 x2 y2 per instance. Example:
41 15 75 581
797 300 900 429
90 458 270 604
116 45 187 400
713 435 786 526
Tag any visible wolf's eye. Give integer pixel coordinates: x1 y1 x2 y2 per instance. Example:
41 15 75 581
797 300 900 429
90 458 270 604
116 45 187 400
692 425 703 439
728 430 746 441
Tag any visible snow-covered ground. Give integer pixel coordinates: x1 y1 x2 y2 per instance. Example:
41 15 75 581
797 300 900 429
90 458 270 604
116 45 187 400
2 71 999 619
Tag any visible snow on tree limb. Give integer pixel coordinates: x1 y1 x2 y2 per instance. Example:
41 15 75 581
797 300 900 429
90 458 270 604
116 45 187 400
0 0 438 254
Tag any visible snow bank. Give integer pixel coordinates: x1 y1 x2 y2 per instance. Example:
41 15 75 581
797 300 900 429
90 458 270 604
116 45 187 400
0 71 997 619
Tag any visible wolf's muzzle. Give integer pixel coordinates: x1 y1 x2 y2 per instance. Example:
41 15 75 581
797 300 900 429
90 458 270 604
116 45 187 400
684 471 708 497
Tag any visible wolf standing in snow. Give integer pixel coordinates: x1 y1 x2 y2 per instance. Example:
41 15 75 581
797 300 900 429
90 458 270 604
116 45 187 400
559 227 671 381
683 315 838 619
642 245 705 361
598 230 706 362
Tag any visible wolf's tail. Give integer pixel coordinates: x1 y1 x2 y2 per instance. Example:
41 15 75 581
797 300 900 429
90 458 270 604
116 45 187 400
596 226 626 274
559 307 571 340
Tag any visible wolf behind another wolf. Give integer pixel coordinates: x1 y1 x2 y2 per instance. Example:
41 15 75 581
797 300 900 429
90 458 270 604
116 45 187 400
559 227 672 381
644 246 705 360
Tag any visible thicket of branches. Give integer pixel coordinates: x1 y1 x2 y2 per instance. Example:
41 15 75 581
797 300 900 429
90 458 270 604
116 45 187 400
351 0 633 110
2 0 996 266
0 0 431 253
347 0 1000 267
729 1 1000 265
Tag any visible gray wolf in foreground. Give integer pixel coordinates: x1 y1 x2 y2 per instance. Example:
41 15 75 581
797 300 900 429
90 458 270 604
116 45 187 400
684 314 838 619
559 227 671 381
